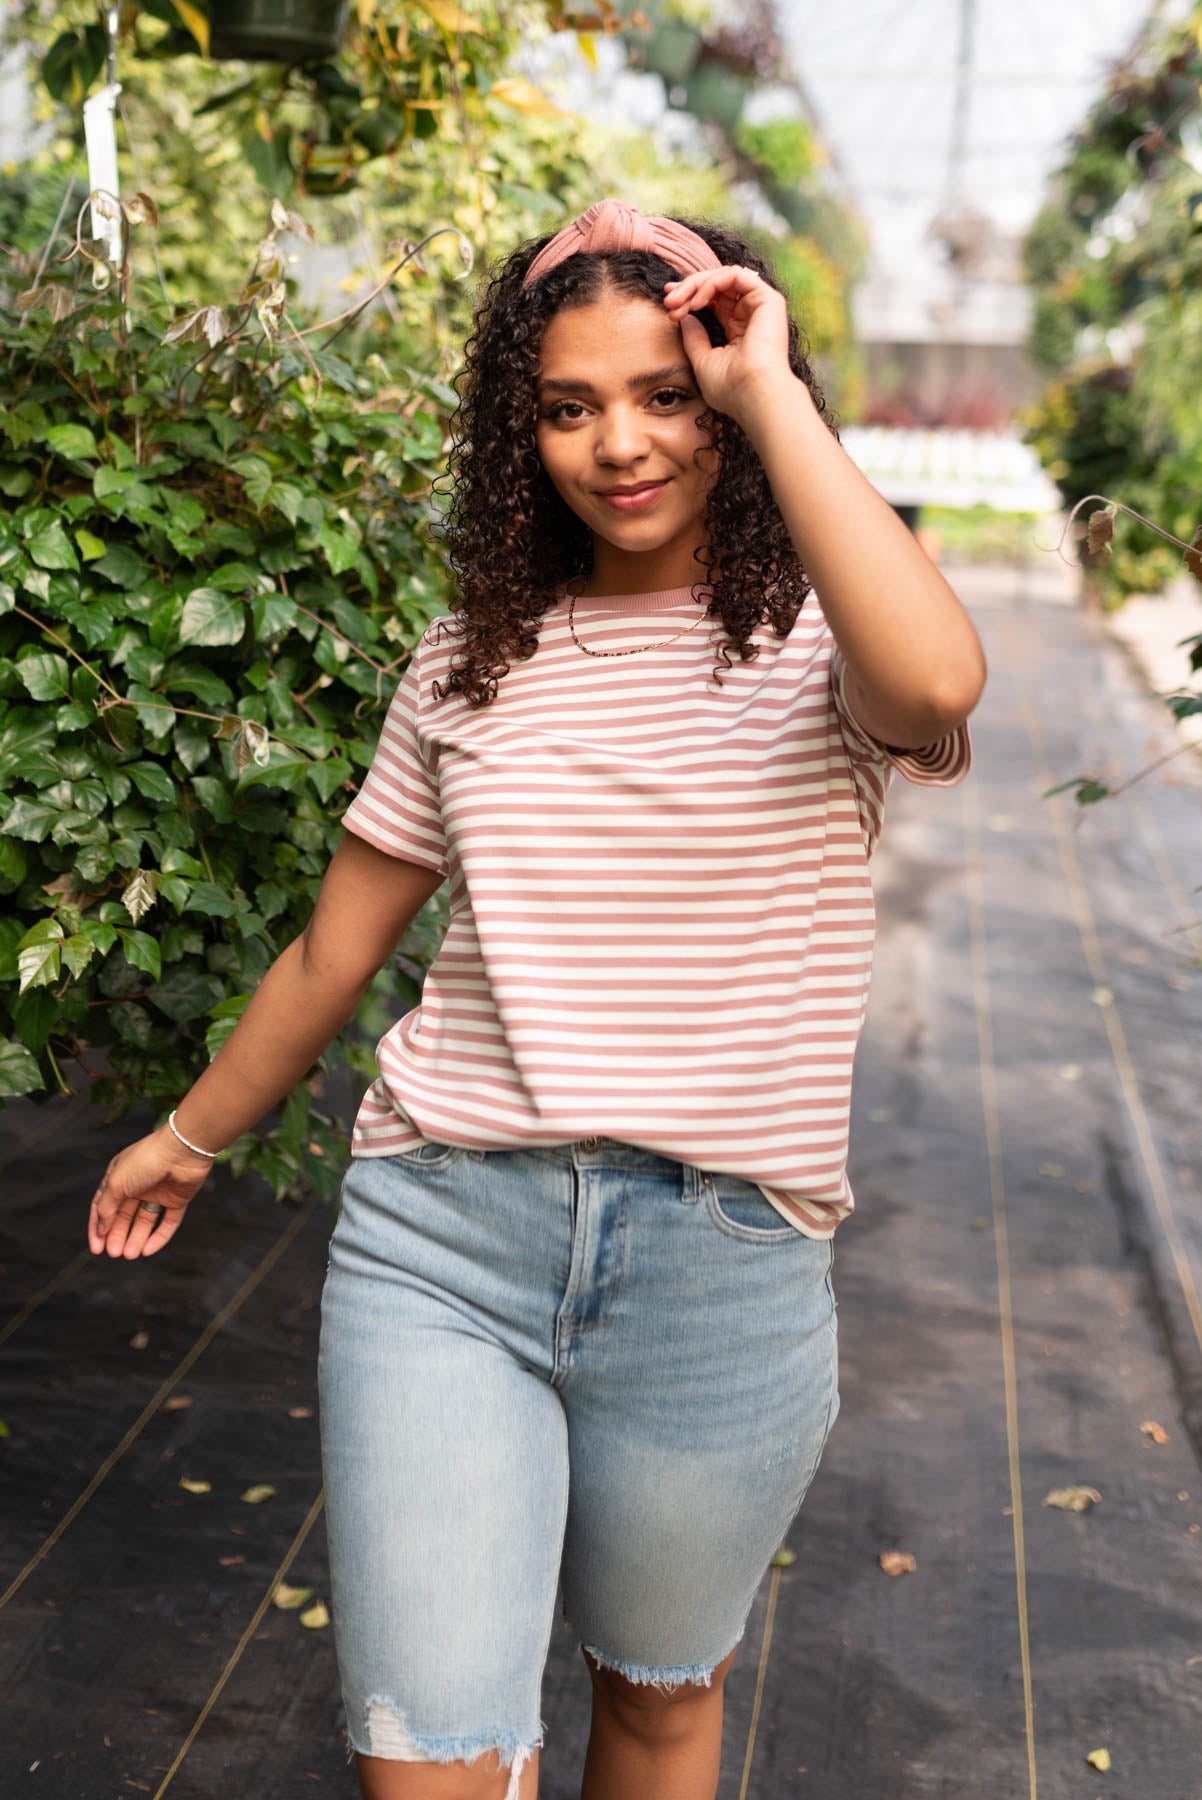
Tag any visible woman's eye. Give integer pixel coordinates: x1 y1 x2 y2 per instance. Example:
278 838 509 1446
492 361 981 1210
543 389 692 422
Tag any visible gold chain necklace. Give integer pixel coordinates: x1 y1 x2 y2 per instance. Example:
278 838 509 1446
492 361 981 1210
567 584 711 658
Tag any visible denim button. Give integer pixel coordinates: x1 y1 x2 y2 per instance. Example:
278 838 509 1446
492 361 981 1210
580 1136 602 1151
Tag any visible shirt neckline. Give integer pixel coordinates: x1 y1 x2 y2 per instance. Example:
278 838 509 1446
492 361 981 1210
553 582 713 616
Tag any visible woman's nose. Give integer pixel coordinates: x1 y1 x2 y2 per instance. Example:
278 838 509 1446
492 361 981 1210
594 414 654 459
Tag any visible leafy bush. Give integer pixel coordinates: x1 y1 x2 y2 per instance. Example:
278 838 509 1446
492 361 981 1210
734 116 816 189
0 195 457 1200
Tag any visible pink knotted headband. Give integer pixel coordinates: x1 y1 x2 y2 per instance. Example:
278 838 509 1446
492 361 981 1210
521 196 723 290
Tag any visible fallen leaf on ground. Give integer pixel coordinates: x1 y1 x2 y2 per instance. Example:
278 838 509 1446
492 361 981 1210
178 1477 211 1494
1039 1164 1066 1178
129 1329 150 1349
1086 1747 1111 1770
241 1484 277 1504
218 1555 245 1567
272 1581 314 1610
878 1551 916 1576
1091 987 1114 1008
1058 1065 1084 1082
1140 1420 1169 1444
770 1547 796 1567
288 1406 313 1418
1045 1486 1102 1511
300 1600 330 1629
162 1394 192 1412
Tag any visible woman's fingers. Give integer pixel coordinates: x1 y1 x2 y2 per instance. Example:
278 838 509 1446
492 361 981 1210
120 1201 167 1260
87 1130 212 1260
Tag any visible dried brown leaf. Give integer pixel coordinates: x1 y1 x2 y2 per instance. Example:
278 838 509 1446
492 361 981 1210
878 1550 917 1576
1044 1486 1102 1511
1087 506 1116 554
272 1581 314 1610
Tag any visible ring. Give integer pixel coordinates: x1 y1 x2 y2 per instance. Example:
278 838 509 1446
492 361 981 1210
139 1202 166 1219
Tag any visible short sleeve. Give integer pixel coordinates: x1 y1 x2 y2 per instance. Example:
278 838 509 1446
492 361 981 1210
829 639 973 788
340 630 449 877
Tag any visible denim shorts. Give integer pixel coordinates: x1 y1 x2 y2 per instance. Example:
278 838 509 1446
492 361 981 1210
317 1136 840 1797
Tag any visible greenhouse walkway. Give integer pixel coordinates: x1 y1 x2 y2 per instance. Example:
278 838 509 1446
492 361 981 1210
2 557 1201 1799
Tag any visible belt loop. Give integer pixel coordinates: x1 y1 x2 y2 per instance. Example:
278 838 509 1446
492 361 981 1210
682 1163 705 1206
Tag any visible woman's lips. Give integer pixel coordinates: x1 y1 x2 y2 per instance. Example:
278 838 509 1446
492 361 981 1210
598 481 668 512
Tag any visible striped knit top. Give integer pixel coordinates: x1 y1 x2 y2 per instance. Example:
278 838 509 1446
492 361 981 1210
339 581 973 1238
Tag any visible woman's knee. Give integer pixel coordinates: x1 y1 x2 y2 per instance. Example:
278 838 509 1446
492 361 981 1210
582 1641 737 1718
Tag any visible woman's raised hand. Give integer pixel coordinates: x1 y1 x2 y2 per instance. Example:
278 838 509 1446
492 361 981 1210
88 1127 217 1260
662 265 794 428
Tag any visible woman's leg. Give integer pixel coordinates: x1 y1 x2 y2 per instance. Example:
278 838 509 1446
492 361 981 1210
355 1744 541 1798
318 1151 570 1800
556 1148 840 1800
579 1644 738 1800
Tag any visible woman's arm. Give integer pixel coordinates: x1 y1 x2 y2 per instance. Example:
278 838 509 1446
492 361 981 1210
739 377 987 747
89 832 444 1256
171 831 444 1156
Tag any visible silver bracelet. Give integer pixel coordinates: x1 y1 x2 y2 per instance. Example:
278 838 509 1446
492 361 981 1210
168 1108 219 1159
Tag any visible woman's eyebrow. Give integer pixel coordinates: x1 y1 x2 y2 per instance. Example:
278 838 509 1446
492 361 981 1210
537 363 695 396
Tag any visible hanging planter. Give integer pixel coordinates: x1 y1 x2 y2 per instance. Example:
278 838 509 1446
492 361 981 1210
639 20 703 84
683 63 750 134
209 0 351 64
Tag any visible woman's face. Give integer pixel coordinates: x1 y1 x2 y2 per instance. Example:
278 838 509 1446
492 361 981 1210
534 289 721 590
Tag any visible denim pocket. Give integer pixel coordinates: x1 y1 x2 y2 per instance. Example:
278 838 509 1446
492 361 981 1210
705 1174 802 1242
387 1139 460 1169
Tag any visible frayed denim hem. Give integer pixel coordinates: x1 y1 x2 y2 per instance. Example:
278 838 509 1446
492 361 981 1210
345 1697 542 1800
581 1626 746 1697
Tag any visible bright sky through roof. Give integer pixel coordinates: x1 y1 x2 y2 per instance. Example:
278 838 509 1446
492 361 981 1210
772 0 1172 304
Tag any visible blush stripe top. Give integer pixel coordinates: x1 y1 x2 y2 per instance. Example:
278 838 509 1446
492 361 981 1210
339 582 973 1238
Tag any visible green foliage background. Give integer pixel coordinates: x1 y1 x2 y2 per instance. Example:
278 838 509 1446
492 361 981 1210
1019 4 1202 607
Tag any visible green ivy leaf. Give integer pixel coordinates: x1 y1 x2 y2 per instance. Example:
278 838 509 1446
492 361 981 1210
46 424 100 462
0 833 27 889
16 918 64 993
178 587 246 647
318 519 358 576
94 544 151 588
16 653 72 701
182 880 236 918
306 755 353 802
110 1000 155 1047
251 592 298 639
78 918 118 957
60 932 98 978
205 993 249 1056
25 518 79 571
127 762 176 804
0 1038 45 1097
3 794 67 842
145 965 221 1023
116 927 162 982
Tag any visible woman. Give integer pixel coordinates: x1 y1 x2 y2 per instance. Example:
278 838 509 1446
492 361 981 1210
88 199 985 1800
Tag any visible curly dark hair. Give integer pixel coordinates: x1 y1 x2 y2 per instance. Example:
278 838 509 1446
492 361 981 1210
428 210 841 706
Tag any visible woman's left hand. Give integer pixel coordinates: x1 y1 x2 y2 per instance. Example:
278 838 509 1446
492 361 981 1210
662 265 792 427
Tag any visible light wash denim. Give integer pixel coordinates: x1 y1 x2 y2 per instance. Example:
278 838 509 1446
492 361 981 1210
317 1136 840 1798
